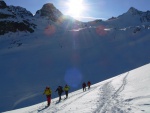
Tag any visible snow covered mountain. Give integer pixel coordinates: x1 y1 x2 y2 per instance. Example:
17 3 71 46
4 63 150 113
0 1 36 35
88 7 150 29
0 1 150 112
0 1 81 35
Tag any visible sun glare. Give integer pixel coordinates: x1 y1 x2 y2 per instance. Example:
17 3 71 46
67 0 85 18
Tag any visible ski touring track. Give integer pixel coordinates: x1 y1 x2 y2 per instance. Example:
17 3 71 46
93 72 129 113
27 72 130 113
49 85 100 113
8 71 150 113
28 85 100 113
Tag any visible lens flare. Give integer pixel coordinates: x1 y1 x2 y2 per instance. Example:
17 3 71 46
96 25 107 36
64 67 83 88
44 25 56 36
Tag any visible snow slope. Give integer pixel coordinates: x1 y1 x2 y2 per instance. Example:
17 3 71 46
0 17 150 112
4 63 150 113
1 2 150 112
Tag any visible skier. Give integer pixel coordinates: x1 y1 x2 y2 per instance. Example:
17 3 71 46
82 82 86 92
43 86 52 106
64 84 70 99
87 81 91 89
55 86 64 102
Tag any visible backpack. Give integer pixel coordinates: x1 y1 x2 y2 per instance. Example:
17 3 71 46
59 86 64 93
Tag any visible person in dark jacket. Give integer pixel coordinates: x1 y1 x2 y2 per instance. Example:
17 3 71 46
87 81 91 89
55 86 64 102
64 84 70 99
43 87 52 106
82 82 86 92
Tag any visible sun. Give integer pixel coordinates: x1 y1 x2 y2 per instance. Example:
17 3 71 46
66 0 85 18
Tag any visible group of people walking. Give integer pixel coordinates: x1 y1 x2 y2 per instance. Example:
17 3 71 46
82 81 91 91
43 81 91 106
43 84 70 106
55 85 70 101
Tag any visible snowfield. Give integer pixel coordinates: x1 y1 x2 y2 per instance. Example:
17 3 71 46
4 63 150 113
1 2 150 112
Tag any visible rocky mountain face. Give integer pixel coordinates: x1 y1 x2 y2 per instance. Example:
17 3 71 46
127 7 142 15
0 1 36 35
121 7 150 23
9 6 33 18
0 1 70 35
35 3 63 22
0 0 7 9
128 7 150 22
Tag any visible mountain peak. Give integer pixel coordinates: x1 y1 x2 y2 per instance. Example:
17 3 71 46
128 7 138 12
35 3 63 21
43 3 55 9
0 0 7 9
127 7 141 15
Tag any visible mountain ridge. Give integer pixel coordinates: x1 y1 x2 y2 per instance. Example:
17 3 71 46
1 0 150 35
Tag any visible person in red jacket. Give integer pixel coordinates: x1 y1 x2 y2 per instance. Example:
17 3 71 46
87 81 91 89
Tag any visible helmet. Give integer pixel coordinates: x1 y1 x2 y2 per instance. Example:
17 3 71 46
46 86 49 89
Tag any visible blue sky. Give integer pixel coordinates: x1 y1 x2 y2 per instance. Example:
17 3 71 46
5 0 150 22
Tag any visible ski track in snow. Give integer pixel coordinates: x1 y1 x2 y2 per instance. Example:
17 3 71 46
32 72 130 113
94 72 129 113
125 95 150 102
3 64 150 113
28 72 134 113
28 85 99 113
49 86 99 113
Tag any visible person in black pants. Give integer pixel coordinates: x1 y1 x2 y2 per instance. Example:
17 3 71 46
55 86 64 102
64 84 70 99
82 82 86 92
